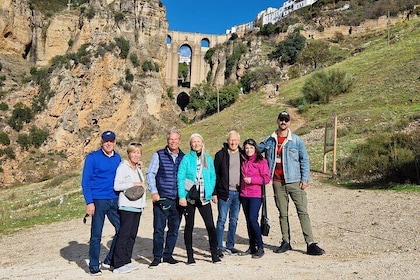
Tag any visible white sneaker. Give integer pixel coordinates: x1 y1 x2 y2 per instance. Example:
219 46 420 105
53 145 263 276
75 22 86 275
113 265 131 274
101 262 111 269
125 263 139 271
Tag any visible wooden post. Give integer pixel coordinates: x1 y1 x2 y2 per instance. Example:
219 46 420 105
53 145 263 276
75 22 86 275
323 111 337 175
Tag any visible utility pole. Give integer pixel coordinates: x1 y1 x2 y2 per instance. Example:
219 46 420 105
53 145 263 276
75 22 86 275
387 11 391 46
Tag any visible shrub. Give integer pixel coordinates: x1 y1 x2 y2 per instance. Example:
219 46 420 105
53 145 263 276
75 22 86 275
0 75 6 86
8 102 32 131
85 7 95 20
225 42 247 79
167 87 174 99
240 66 278 93
125 69 134 82
114 37 130 59
129 53 139 67
29 126 49 148
0 132 10 145
269 30 306 65
0 102 8 111
337 130 420 185
17 133 31 150
301 69 353 104
3 147 15 159
288 66 301 79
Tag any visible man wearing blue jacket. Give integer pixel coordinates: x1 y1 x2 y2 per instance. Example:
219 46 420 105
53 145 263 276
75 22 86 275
81 130 121 276
259 111 325 256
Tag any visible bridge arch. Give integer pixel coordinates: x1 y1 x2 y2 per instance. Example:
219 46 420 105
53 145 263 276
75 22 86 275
165 31 229 89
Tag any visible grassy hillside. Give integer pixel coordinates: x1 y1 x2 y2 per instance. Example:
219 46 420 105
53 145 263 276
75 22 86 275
1 17 419 235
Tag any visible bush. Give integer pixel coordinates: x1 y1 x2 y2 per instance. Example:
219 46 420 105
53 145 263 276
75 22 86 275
8 102 32 131
114 37 130 59
0 102 8 111
288 66 301 79
29 126 49 148
186 83 239 117
225 42 247 79
301 69 353 104
129 53 140 67
240 66 278 93
142 60 159 72
269 30 306 65
125 69 134 82
337 130 420 184
0 132 10 145
17 133 31 150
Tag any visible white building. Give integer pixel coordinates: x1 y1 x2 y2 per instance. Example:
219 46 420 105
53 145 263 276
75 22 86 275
262 0 319 25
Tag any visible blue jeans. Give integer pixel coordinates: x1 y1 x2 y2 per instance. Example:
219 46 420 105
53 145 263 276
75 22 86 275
152 198 182 260
89 199 120 269
216 190 240 249
240 197 263 250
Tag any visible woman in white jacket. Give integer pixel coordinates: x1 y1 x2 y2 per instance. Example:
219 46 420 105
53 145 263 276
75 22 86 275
113 142 146 274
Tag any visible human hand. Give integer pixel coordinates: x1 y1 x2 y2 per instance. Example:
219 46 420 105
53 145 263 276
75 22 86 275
244 177 251 184
300 182 308 190
179 198 187 207
86 203 95 215
212 195 218 204
151 193 160 202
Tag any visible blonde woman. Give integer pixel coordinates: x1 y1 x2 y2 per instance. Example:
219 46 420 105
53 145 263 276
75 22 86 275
177 133 221 265
113 142 146 274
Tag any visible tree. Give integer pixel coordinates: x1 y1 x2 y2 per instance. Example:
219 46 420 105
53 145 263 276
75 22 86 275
298 40 331 70
269 31 306 65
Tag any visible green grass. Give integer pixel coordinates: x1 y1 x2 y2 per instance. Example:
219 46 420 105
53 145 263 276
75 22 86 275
1 17 419 236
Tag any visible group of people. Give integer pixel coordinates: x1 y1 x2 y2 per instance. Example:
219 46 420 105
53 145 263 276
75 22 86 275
81 111 325 276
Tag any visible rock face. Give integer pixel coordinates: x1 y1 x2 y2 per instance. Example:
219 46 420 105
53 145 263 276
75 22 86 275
0 0 183 186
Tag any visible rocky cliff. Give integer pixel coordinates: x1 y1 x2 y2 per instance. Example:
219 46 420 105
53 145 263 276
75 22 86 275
0 0 183 186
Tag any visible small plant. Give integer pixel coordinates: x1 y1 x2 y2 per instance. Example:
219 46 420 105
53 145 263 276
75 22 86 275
114 37 130 59
125 69 134 82
167 86 174 99
0 132 10 145
129 53 140 67
0 102 8 111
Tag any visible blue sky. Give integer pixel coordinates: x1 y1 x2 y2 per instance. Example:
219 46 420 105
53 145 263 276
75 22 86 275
161 0 287 35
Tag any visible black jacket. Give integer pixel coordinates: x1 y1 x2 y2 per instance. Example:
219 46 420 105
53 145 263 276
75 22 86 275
214 143 243 201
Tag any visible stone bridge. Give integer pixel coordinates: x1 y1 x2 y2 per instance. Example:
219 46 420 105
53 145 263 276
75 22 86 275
165 31 229 109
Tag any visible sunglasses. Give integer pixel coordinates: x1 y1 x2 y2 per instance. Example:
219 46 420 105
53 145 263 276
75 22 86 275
129 142 142 146
154 198 171 211
83 213 89 224
278 118 289 122
244 139 256 146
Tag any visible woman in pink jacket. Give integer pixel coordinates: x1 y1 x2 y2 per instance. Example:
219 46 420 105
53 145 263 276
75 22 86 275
239 138 271 259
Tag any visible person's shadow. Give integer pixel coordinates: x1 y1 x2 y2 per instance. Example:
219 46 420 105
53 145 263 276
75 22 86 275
60 241 90 273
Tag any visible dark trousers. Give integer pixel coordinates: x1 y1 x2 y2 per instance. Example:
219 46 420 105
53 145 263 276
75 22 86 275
184 201 218 259
113 210 142 269
152 198 182 260
240 197 264 250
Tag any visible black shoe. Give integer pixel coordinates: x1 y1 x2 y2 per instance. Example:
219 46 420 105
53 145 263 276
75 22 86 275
239 247 256 256
163 257 180 264
228 248 242 255
274 241 292 253
252 248 265 259
212 256 222 264
187 257 196 265
216 249 224 258
307 243 325 255
148 259 161 269
89 266 102 276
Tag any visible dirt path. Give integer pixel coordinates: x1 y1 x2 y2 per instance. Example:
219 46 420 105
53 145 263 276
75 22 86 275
0 172 419 280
